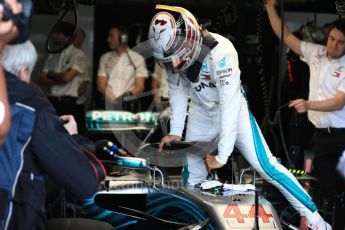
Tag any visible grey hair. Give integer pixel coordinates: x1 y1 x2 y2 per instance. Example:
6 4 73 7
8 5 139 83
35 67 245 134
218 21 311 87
2 40 38 76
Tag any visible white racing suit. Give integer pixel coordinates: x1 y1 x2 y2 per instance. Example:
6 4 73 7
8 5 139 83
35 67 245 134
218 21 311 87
167 33 317 217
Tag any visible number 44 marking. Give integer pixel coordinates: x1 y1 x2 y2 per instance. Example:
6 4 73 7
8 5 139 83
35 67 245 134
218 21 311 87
223 204 273 223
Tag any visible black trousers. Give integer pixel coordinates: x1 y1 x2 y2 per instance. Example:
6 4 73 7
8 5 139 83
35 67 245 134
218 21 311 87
96 97 142 113
48 96 85 135
310 128 345 228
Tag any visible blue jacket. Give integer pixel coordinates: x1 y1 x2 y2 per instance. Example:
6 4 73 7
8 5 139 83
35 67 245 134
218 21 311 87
4 71 103 230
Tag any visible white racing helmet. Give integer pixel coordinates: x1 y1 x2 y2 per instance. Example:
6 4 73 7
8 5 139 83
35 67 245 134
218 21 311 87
148 5 202 73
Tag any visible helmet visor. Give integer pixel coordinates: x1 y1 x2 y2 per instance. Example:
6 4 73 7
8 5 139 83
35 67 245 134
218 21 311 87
162 28 201 73
169 56 189 73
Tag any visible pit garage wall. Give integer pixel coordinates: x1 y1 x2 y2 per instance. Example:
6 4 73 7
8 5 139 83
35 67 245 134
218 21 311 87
285 12 338 31
26 5 337 109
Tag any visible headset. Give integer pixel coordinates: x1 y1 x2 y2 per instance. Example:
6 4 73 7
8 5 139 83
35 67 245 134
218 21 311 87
117 26 128 45
120 33 128 45
113 26 137 76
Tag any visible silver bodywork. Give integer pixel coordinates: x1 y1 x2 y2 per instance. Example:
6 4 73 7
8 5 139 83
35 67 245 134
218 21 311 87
181 186 283 229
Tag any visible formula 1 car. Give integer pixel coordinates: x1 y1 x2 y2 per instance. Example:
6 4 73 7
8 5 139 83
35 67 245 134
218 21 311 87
76 110 310 229
72 140 283 230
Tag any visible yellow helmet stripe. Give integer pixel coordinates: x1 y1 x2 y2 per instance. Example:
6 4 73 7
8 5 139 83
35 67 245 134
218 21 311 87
155 4 200 29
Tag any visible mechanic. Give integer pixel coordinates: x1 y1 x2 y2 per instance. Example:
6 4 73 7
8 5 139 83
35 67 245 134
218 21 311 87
150 5 331 230
3 38 105 230
39 21 87 126
266 0 345 228
96 25 148 111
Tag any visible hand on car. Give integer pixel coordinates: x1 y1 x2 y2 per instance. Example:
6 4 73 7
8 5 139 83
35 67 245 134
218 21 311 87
158 134 181 152
205 154 224 174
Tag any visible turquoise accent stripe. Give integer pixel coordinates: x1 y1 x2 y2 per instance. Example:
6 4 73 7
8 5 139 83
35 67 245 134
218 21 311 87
82 198 94 205
147 195 172 206
148 201 205 220
94 210 112 219
248 112 316 212
182 159 189 186
115 220 138 229
147 193 205 220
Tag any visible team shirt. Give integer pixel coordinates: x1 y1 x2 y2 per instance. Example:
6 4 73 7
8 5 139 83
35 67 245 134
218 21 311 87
97 49 148 98
42 45 86 98
301 41 345 128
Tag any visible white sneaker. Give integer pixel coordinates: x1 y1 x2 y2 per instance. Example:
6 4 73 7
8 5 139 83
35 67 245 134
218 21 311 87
306 212 332 230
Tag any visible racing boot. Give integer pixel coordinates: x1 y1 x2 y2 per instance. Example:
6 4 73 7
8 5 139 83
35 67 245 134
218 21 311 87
306 211 332 230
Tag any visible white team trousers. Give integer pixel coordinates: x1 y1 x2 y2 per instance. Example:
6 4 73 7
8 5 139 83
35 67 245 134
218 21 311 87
184 96 316 217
